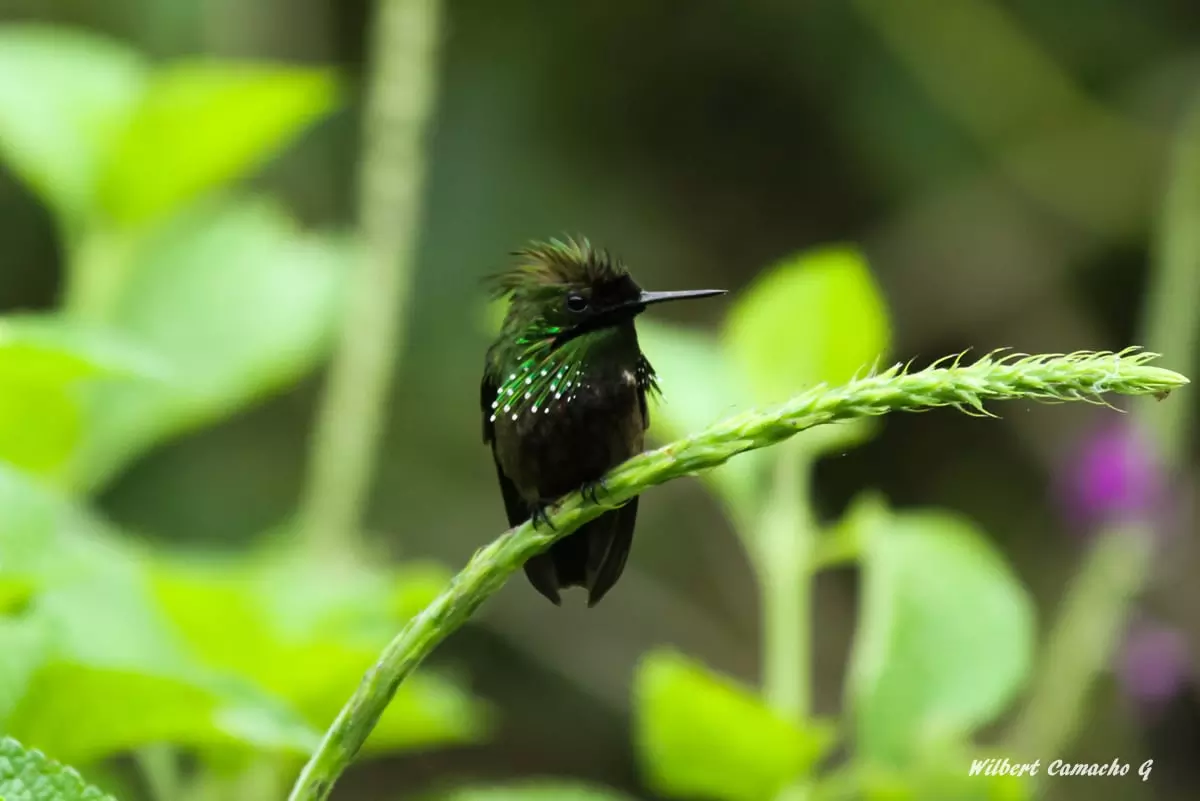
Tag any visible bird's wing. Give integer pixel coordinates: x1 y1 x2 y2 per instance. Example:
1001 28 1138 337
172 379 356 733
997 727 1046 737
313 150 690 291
481 368 497 445
482 370 531 528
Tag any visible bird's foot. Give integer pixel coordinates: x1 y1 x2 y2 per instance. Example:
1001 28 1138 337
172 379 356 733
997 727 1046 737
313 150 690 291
581 478 609 505
530 502 557 531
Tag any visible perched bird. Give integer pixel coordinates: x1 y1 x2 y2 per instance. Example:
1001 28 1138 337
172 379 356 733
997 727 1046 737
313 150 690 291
481 238 725 606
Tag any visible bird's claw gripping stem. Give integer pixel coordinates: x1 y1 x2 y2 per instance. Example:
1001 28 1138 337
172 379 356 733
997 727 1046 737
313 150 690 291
581 478 609 505
530 503 557 531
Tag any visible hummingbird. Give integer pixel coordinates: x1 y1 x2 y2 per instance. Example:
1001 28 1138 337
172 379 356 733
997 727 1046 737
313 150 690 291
481 237 726 606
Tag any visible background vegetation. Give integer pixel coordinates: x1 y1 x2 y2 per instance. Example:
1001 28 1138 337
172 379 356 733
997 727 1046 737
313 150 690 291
0 2 1197 801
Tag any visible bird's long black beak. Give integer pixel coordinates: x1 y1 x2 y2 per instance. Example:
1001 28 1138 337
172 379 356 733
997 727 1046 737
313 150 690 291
581 288 725 334
637 288 727 307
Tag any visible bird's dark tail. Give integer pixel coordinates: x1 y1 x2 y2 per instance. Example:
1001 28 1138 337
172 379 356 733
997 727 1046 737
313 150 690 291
523 498 638 607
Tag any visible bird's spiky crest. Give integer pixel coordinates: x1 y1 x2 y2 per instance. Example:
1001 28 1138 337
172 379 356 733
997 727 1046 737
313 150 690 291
486 236 628 300
483 236 651 427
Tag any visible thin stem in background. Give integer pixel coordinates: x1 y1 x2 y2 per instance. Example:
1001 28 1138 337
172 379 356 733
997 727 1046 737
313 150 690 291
286 350 1187 801
1007 98 1200 766
1139 99 1200 461
759 446 814 721
63 226 136 322
299 0 443 558
1005 525 1153 766
759 445 817 801
135 745 180 801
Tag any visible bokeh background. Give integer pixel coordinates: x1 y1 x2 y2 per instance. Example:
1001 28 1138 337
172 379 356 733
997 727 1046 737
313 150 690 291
1 1 1198 800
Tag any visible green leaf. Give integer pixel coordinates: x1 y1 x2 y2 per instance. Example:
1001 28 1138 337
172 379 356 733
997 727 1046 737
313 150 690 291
638 321 740 440
0 736 118 801
152 551 488 755
0 315 169 481
0 315 170 383
0 381 80 480
0 577 35 613
723 245 890 398
847 505 1035 767
0 464 320 763
0 26 146 227
637 320 763 520
810 491 887 572
391 560 452 622
634 649 832 801
637 245 892 517
0 617 48 723
100 62 339 225
722 245 889 455
7 664 317 766
0 459 110 581
817 765 1030 801
74 199 351 489
815 749 1032 801
445 782 636 801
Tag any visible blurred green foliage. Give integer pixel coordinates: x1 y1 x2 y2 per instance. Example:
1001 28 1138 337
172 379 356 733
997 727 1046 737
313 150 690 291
634 649 833 801
152 553 485 754
74 199 349 490
845 501 1034 768
0 22 487 801
444 784 636 801
0 314 167 480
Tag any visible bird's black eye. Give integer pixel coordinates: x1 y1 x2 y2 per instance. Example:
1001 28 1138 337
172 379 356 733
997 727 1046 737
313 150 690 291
565 293 589 313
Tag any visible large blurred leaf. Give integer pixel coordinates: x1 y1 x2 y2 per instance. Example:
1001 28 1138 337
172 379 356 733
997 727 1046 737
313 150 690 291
7 665 316 766
847 505 1035 767
100 63 339 226
637 320 762 521
0 464 319 763
153 550 488 754
445 782 636 801
634 649 832 801
638 321 742 440
723 245 890 399
0 315 168 481
637 246 892 518
0 736 118 801
722 246 889 456
0 617 47 723
816 752 1031 801
0 316 168 383
0 26 146 227
0 577 34 613
74 199 351 488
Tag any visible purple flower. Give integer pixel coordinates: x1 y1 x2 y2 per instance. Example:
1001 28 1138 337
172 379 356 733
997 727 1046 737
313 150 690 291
1120 617 1191 716
1060 419 1166 530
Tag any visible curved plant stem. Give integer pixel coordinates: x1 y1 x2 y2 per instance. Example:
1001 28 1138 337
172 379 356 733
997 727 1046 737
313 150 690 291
299 0 442 557
286 350 1187 801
